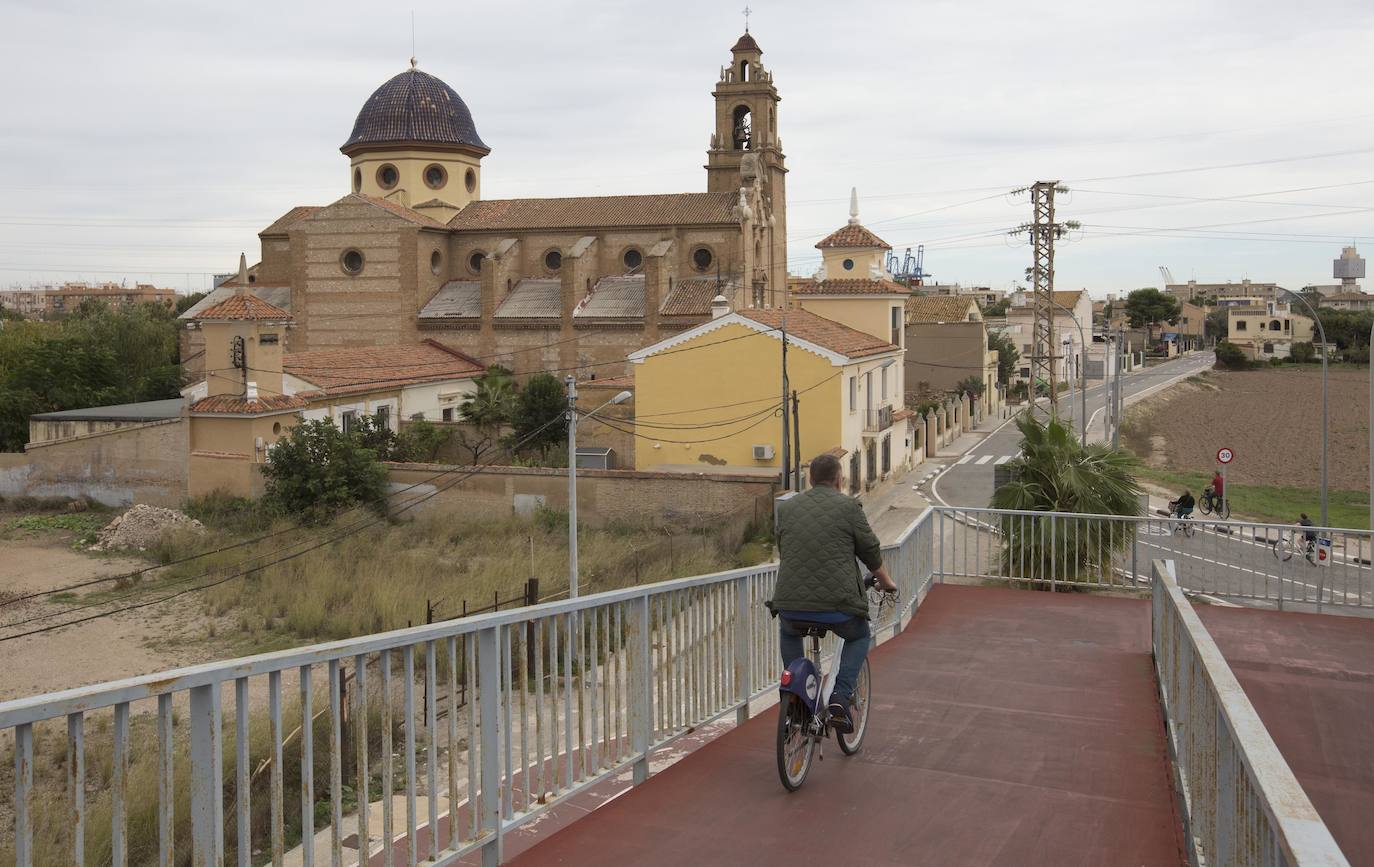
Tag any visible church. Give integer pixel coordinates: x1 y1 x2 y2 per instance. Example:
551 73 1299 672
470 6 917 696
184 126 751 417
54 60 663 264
181 31 789 382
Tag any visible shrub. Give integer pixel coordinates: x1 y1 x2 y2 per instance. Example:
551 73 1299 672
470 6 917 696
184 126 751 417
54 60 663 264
1213 341 1250 370
262 418 387 523
1290 341 1316 363
392 419 451 463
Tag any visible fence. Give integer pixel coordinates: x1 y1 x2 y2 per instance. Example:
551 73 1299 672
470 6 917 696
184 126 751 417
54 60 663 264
931 506 1374 611
1150 559 1349 867
0 509 936 866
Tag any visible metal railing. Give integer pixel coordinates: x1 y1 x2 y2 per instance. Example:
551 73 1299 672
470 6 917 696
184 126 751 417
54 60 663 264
863 405 894 433
1 510 938 867
931 506 1374 610
1151 559 1350 866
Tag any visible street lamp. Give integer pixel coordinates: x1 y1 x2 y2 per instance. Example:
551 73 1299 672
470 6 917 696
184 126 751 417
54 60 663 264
1278 289 1329 527
565 376 633 599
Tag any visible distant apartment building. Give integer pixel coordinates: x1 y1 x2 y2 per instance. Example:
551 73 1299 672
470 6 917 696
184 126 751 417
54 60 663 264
0 289 47 318
1165 279 1278 304
45 281 177 316
1320 291 1374 311
920 284 1006 309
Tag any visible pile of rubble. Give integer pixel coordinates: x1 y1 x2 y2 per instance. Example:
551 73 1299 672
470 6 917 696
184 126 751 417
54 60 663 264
91 504 205 552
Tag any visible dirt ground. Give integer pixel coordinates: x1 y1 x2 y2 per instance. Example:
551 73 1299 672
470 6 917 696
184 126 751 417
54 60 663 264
1123 366 1370 490
0 540 230 702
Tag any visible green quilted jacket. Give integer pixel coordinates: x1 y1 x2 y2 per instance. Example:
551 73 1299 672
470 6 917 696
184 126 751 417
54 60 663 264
771 485 884 619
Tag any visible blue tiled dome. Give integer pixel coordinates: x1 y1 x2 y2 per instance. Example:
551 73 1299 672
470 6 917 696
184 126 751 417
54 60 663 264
341 68 489 155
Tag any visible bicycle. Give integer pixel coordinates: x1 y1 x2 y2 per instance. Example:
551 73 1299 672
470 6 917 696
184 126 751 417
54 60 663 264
775 577 897 792
1272 527 1316 564
1198 487 1230 520
1166 501 1196 538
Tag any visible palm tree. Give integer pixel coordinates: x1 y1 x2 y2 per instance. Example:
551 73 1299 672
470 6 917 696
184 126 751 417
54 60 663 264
991 413 1141 588
455 367 517 463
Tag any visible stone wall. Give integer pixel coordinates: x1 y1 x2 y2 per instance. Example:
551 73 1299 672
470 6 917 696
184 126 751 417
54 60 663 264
385 462 776 529
0 419 188 507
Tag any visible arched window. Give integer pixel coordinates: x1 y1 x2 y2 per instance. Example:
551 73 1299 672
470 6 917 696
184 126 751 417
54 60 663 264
1270 319 1282 331
732 105 752 150
740 60 748 81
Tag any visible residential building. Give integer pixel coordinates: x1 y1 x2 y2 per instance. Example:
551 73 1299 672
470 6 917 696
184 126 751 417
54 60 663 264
918 284 1006 309
1165 278 1279 304
903 295 1000 418
0 289 46 318
45 281 177 316
181 31 790 383
1004 289 1092 385
1226 301 1315 360
1321 291 1374 311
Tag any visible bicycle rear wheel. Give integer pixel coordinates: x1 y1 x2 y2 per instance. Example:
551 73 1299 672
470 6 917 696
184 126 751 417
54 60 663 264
1274 534 1294 561
1199 497 1213 516
837 659 871 756
1183 520 1195 538
776 693 815 791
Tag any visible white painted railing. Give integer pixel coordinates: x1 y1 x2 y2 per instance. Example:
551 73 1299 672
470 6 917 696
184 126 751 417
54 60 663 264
1151 559 1350 867
1 510 937 866
932 506 1374 610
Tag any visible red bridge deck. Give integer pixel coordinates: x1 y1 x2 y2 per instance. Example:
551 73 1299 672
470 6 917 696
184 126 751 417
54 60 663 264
511 585 1186 867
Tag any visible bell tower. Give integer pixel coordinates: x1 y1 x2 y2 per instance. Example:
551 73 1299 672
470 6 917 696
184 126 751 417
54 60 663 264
706 29 788 306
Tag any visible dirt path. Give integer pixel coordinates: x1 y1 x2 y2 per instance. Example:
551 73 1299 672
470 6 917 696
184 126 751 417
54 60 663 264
0 544 224 701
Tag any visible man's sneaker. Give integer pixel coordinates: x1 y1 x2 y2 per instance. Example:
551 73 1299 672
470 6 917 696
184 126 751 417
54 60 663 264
827 701 853 733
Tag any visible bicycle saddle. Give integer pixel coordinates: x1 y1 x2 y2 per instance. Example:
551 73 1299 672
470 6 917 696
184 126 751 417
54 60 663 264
781 618 835 637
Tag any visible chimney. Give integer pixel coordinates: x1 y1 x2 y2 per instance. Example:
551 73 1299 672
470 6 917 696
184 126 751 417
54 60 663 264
711 294 731 319
246 381 259 400
236 252 249 289
848 187 860 226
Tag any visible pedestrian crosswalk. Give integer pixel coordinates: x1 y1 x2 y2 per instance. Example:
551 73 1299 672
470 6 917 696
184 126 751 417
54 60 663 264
952 453 1020 467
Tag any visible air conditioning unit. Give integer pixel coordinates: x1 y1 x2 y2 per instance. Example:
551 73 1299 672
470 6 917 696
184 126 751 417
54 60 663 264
752 444 775 461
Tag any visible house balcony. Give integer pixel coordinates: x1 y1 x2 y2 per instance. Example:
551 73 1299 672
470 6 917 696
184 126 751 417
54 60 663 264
863 405 893 433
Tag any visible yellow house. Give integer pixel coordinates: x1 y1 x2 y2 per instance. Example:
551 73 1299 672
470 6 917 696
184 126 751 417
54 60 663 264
629 305 912 492
1227 301 1315 360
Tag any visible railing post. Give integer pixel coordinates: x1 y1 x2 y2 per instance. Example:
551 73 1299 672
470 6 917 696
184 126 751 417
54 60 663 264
1131 520 1139 585
734 577 754 726
627 595 653 784
1216 712 1237 866
478 626 503 867
188 683 223 867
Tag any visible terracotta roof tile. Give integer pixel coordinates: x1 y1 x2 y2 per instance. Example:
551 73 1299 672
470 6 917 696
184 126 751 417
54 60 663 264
905 295 981 323
192 292 293 322
1052 290 1087 308
892 409 915 422
793 277 908 296
190 394 309 414
732 32 761 52
815 223 891 250
352 194 448 229
261 205 321 236
736 309 899 359
449 193 737 231
284 340 483 396
341 68 488 154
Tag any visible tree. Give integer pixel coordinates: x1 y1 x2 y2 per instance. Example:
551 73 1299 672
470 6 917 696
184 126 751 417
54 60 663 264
1205 308 1229 342
175 291 208 316
983 298 1010 317
346 413 397 459
1213 341 1250 370
262 418 387 523
1290 341 1316 364
392 419 452 463
991 414 1142 587
988 331 1020 387
511 372 569 459
956 376 985 399
1123 288 1181 329
456 367 516 463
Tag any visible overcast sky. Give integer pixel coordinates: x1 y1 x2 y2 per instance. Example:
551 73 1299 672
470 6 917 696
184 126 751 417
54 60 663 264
3 0 1373 298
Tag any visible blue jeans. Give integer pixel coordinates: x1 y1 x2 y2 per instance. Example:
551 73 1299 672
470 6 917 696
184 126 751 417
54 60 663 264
779 615 871 704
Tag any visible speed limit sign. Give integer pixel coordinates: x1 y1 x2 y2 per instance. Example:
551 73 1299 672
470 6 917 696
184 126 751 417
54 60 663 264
1216 447 1234 464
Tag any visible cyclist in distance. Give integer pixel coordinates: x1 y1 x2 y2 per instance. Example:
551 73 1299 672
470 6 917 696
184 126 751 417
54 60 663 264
1299 512 1317 547
1172 489 1195 519
1211 470 1224 501
769 453 897 733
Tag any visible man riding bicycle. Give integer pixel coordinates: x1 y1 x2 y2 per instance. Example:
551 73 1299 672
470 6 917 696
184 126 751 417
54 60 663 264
1171 489 1195 518
1299 512 1317 549
770 453 897 733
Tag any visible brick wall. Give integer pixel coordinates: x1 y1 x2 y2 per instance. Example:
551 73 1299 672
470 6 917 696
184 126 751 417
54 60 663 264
0 419 188 507
385 462 776 529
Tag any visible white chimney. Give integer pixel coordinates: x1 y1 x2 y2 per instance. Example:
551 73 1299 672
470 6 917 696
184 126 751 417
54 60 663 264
711 294 730 319
246 381 259 400
848 187 860 225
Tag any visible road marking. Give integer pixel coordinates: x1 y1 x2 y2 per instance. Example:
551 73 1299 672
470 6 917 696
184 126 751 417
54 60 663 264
975 455 993 465
955 455 973 465
995 455 1014 465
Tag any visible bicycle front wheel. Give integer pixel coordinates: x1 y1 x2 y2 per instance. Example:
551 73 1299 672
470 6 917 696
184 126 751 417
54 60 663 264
838 659 871 756
776 693 815 792
1274 535 1294 562
1199 497 1213 516
1183 521 1195 538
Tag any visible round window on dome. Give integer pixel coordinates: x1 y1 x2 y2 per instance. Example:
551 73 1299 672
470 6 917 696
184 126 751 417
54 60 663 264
544 250 563 273
468 251 485 275
691 246 714 273
424 164 447 190
842 258 855 271
341 249 365 275
623 248 643 271
465 168 477 193
352 168 362 193
377 164 399 190
431 250 443 275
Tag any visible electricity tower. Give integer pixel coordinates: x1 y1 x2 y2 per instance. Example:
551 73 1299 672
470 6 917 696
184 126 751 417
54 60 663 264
1010 181 1078 419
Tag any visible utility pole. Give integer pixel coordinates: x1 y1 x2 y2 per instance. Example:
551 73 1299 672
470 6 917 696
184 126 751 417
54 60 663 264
781 308 791 490
791 390 801 489
1009 182 1080 422
564 375 579 598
